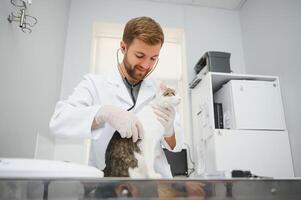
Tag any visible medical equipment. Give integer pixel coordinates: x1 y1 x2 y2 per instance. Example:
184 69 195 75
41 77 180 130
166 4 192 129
7 0 37 33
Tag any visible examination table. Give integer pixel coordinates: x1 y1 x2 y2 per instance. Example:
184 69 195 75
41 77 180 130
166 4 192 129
0 158 300 199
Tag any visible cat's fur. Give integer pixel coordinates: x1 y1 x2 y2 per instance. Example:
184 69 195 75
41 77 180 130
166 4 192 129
103 85 180 178
103 131 141 177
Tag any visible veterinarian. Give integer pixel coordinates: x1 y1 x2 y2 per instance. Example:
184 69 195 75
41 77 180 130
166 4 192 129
49 16 183 178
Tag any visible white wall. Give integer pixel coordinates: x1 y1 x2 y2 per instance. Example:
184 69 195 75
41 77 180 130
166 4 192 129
240 0 301 176
0 0 70 158
56 0 246 166
60 0 246 99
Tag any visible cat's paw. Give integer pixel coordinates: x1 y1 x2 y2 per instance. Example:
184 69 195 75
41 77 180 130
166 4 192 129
129 168 145 179
148 172 162 179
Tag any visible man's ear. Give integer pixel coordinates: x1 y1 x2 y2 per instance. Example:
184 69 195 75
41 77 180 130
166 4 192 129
120 41 126 54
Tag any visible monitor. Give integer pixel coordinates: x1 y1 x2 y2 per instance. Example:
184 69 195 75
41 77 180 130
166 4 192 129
163 148 188 177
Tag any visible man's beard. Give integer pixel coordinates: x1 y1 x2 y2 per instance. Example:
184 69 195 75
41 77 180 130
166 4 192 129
123 53 150 82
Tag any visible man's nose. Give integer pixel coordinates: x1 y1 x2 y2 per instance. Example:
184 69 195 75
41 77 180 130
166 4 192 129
140 59 151 69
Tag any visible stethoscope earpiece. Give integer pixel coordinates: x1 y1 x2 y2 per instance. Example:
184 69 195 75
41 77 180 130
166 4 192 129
121 47 125 53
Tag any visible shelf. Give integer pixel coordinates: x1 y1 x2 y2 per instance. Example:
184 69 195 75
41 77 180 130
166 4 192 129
213 129 288 134
189 71 293 178
210 72 278 92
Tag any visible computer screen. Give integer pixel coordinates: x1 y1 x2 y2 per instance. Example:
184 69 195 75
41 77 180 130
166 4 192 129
163 148 188 177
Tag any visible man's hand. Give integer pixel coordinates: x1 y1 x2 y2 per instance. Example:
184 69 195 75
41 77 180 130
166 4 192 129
152 105 175 137
95 105 144 142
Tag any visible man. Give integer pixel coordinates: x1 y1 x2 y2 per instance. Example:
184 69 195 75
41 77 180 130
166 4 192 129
49 16 183 178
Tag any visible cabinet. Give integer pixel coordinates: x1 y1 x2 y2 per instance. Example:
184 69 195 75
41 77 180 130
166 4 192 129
190 72 294 178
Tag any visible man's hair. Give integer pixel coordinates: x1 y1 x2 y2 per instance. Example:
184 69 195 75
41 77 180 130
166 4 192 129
122 16 164 47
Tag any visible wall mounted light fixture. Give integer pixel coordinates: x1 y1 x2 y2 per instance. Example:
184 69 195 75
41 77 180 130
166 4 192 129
7 0 37 33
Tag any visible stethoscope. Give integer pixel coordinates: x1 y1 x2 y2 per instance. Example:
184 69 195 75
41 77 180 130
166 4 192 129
116 48 159 111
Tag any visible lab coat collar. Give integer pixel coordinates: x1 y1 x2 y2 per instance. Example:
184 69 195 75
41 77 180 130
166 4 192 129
107 67 156 108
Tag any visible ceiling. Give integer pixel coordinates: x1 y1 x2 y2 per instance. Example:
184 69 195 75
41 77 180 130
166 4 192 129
142 0 247 10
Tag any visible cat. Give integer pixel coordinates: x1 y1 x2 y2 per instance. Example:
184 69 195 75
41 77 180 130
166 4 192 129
129 85 181 178
103 84 180 178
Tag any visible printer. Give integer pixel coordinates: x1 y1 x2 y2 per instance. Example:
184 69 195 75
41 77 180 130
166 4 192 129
194 51 231 74
189 51 231 89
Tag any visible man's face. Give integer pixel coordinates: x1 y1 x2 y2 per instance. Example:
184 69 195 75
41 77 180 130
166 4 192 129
121 38 161 82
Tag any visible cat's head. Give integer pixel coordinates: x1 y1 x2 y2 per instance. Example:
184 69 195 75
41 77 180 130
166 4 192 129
152 82 181 107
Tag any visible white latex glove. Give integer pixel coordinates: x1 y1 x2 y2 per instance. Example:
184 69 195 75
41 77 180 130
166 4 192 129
152 105 175 137
95 105 144 142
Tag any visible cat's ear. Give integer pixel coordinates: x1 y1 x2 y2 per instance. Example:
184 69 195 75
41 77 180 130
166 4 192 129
159 81 167 91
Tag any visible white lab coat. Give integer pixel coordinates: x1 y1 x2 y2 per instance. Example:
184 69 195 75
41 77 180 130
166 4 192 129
49 68 183 178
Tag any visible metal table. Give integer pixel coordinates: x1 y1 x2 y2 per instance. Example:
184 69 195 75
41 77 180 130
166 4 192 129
0 177 301 199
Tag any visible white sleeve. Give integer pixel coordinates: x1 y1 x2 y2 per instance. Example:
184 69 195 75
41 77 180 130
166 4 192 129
161 112 184 152
49 75 103 139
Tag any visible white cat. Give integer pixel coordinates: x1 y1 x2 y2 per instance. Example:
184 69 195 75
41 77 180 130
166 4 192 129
129 84 181 178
